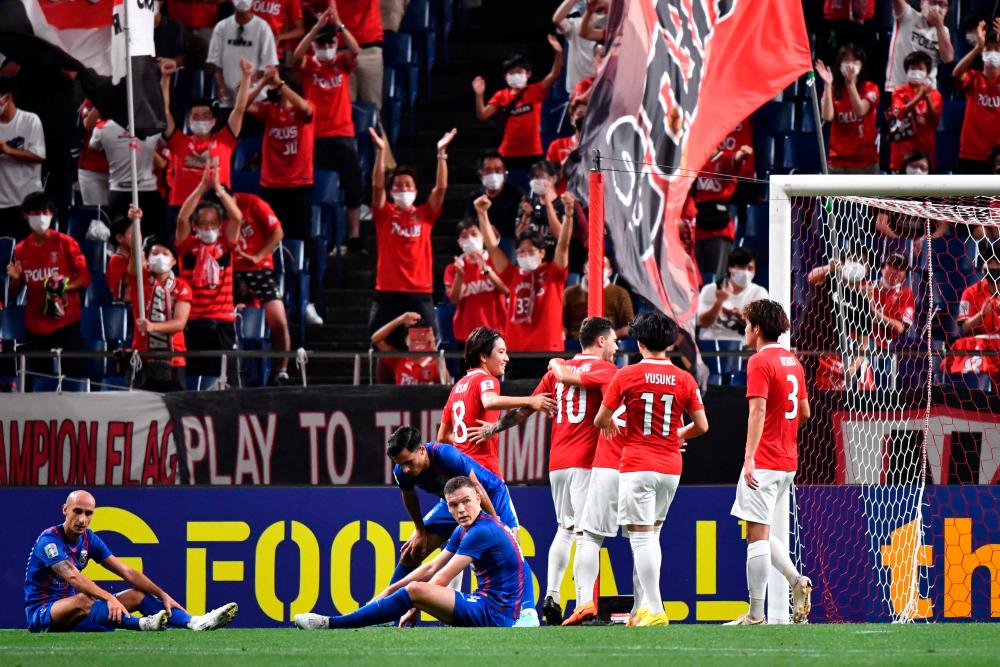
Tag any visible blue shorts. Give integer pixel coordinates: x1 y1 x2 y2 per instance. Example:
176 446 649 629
26 600 115 633
451 591 516 628
423 486 519 538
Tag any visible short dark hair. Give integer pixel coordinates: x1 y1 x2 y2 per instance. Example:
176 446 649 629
110 215 131 246
743 299 790 342
188 97 214 114
143 235 176 257
628 311 678 352
728 246 756 268
456 218 478 236
21 191 55 213
477 150 504 170
386 425 422 459
194 200 224 223
903 51 933 72
464 326 502 368
443 475 477 497
502 54 531 73
315 26 336 44
516 229 546 251
899 150 932 173
579 316 614 348
529 160 558 178
387 165 418 191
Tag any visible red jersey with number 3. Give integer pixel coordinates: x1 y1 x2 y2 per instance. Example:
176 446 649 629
601 359 704 475
828 82 880 168
745 344 807 472
441 369 502 476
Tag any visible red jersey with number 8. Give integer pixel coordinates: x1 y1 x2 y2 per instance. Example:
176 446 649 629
441 369 501 476
601 359 704 475
745 344 808 472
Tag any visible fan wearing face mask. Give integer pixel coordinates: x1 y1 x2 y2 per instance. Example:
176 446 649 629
445 219 509 347
958 243 1000 337
888 51 942 172
953 19 1000 174
697 247 769 343
885 0 954 92
472 36 563 172
0 78 45 241
5 191 90 388
367 125 457 351
174 163 244 382
371 311 449 385
517 160 564 251
463 151 524 240
816 44 880 175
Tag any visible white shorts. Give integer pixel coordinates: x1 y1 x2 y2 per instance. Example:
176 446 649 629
549 467 591 529
578 467 620 537
617 471 680 527
730 469 796 525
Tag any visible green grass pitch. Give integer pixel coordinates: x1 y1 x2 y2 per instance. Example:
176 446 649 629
2 625 999 666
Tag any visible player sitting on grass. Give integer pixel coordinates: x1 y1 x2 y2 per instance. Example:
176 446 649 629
295 476 528 629
725 299 813 626
24 490 237 633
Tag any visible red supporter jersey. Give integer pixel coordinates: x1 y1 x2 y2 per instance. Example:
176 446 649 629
745 344 807 472
577 363 622 469
441 369 502 476
79 102 108 173
256 102 315 188
871 283 915 349
251 0 302 35
722 119 754 174
338 0 383 44
234 193 281 271
443 255 507 342
500 262 568 352
829 81 880 168
546 135 577 165
374 201 439 293
534 355 618 471
12 231 89 336
958 71 1000 161
384 356 441 385
958 280 1000 335
299 54 356 138
105 253 129 302
176 236 237 322
692 147 741 241
823 0 875 20
571 77 593 104
944 336 1000 375
889 84 941 170
167 129 238 206
489 83 546 157
129 273 193 367
167 0 218 28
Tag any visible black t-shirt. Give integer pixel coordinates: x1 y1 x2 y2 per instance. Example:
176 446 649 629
154 16 185 60
464 183 525 240
525 193 565 248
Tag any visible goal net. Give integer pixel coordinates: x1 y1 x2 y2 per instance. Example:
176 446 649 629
770 175 1000 624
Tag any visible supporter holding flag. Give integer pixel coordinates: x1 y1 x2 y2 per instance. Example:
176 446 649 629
370 311 448 385
207 0 279 113
888 51 942 173
90 118 166 238
77 100 110 208
952 19 1000 174
463 151 524 241
106 214 135 304
0 78 45 240
444 218 509 348
885 0 954 92
816 45 880 175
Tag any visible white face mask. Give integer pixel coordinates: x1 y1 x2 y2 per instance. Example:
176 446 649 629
233 0 252 12
28 214 52 233
459 236 484 255
906 69 928 85
730 268 754 289
315 47 336 62
505 72 527 89
839 62 861 77
983 52 1000 68
189 120 214 136
517 254 541 272
905 165 929 175
148 253 174 275
841 261 867 284
529 178 548 196
481 173 504 191
197 227 219 244
392 191 416 208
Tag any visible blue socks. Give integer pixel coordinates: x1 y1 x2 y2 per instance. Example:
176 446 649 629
81 599 141 631
139 595 193 629
329 589 413 629
389 562 417 585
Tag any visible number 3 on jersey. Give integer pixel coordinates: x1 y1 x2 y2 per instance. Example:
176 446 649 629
784 374 799 420
452 400 468 443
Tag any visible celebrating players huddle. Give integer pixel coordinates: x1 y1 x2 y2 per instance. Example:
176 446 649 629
23 300 810 632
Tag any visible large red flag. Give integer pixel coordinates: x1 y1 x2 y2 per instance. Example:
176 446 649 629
576 0 812 325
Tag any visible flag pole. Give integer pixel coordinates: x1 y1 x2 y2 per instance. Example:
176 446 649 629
123 0 146 320
806 69 829 176
587 149 605 318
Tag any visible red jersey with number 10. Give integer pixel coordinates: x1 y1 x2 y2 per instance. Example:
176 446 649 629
745 344 808 472
533 355 618 471
441 369 501 476
601 359 703 475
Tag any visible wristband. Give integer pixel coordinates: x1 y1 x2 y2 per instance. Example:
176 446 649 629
337 24 347 33
437 153 448 160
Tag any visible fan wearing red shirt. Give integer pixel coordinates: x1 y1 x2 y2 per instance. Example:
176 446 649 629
958 251 1000 337
251 0 304 55
174 164 243 382
691 143 752 277
367 126 456 350
106 215 135 303
546 100 585 195
952 21 1000 174
869 252 915 350
437 327 555 478
5 191 90 386
473 36 564 170
370 311 448 385
338 0 384 108
594 311 708 627
888 51 942 171
816 45 880 174
78 101 109 207
293 8 364 251
726 299 812 626
444 219 509 345
477 192 573 362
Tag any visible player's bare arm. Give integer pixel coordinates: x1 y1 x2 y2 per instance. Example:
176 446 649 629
677 408 709 441
743 397 767 490
99 555 183 616
49 560 127 622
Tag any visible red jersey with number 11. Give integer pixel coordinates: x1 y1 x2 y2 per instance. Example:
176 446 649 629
745 344 807 472
441 369 501 476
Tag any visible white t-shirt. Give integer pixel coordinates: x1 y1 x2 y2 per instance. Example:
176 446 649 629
90 120 161 192
697 281 769 342
885 2 945 91
557 16 596 94
207 15 278 105
0 108 45 208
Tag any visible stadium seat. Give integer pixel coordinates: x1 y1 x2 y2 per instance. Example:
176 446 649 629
430 0 455 64
698 339 743 379
80 305 104 340
80 240 107 274
937 99 965 133
186 375 220 391
82 339 110 382
102 304 131 348
947 373 992 391
84 274 111 308
0 305 26 345
541 98 571 138
936 133 961 173
233 137 262 172
231 170 261 195
435 302 456 348
383 32 413 67
0 236 14 267
752 135 776 177
742 203 769 238
400 0 431 32
797 101 817 133
312 170 343 205
780 134 823 174
237 306 270 387
382 98 403 146
755 101 795 136
66 207 110 240
566 272 581 287
237 307 268 342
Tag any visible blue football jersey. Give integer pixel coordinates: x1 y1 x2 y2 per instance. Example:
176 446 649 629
24 526 112 610
394 442 505 500
445 513 525 621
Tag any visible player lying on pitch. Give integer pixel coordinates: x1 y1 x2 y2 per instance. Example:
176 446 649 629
24 490 238 633
295 476 529 629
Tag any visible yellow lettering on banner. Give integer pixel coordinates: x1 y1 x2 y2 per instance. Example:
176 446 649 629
696 521 716 595
879 519 933 620
518 527 540 603
597 548 619 597
331 521 393 614
559 541 577 604
367 522 397 601
185 521 250 615
255 522 285 622
212 561 244 581
696 601 748 621
87 507 159 582
289 522 321 618
254 521 320 622
944 518 1000 618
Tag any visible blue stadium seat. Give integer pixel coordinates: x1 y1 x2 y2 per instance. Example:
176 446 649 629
231 170 261 195
67 207 110 240
382 98 403 146
0 236 14 267
312 170 343 205
936 133 961 173
937 99 965 133
400 0 431 31
797 101 817 133
102 304 131 348
742 203 769 238
353 102 380 176
566 272 581 287
430 0 455 64
280 240 307 272
80 305 104 340
237 306 270 387
187 375 220 391
238 307 267 341
384 67 400 101
84 274 111 308
698 339 743 379
752 135 776 177
80 240 107 275
233 137 262 172
435 302 456 348
383 32 413 67
755 101 795 136
780 134 823 174
946 373 992 391
0 305 26 345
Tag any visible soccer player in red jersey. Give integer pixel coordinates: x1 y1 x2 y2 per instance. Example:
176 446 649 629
594 312 708 627
371 311 448 385
437 326 555 478
725 299 813 626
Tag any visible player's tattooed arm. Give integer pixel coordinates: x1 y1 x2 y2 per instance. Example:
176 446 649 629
49 560 126 620
466 408 532 444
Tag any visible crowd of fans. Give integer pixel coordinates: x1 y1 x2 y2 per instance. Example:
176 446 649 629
1 0 999 392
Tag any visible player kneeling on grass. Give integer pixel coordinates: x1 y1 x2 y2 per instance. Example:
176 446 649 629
725 300 813 626
295 476 528 629
24 490 237 633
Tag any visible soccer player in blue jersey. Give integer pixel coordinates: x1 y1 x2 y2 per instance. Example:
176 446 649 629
24 490 238 633
295 475 527 629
